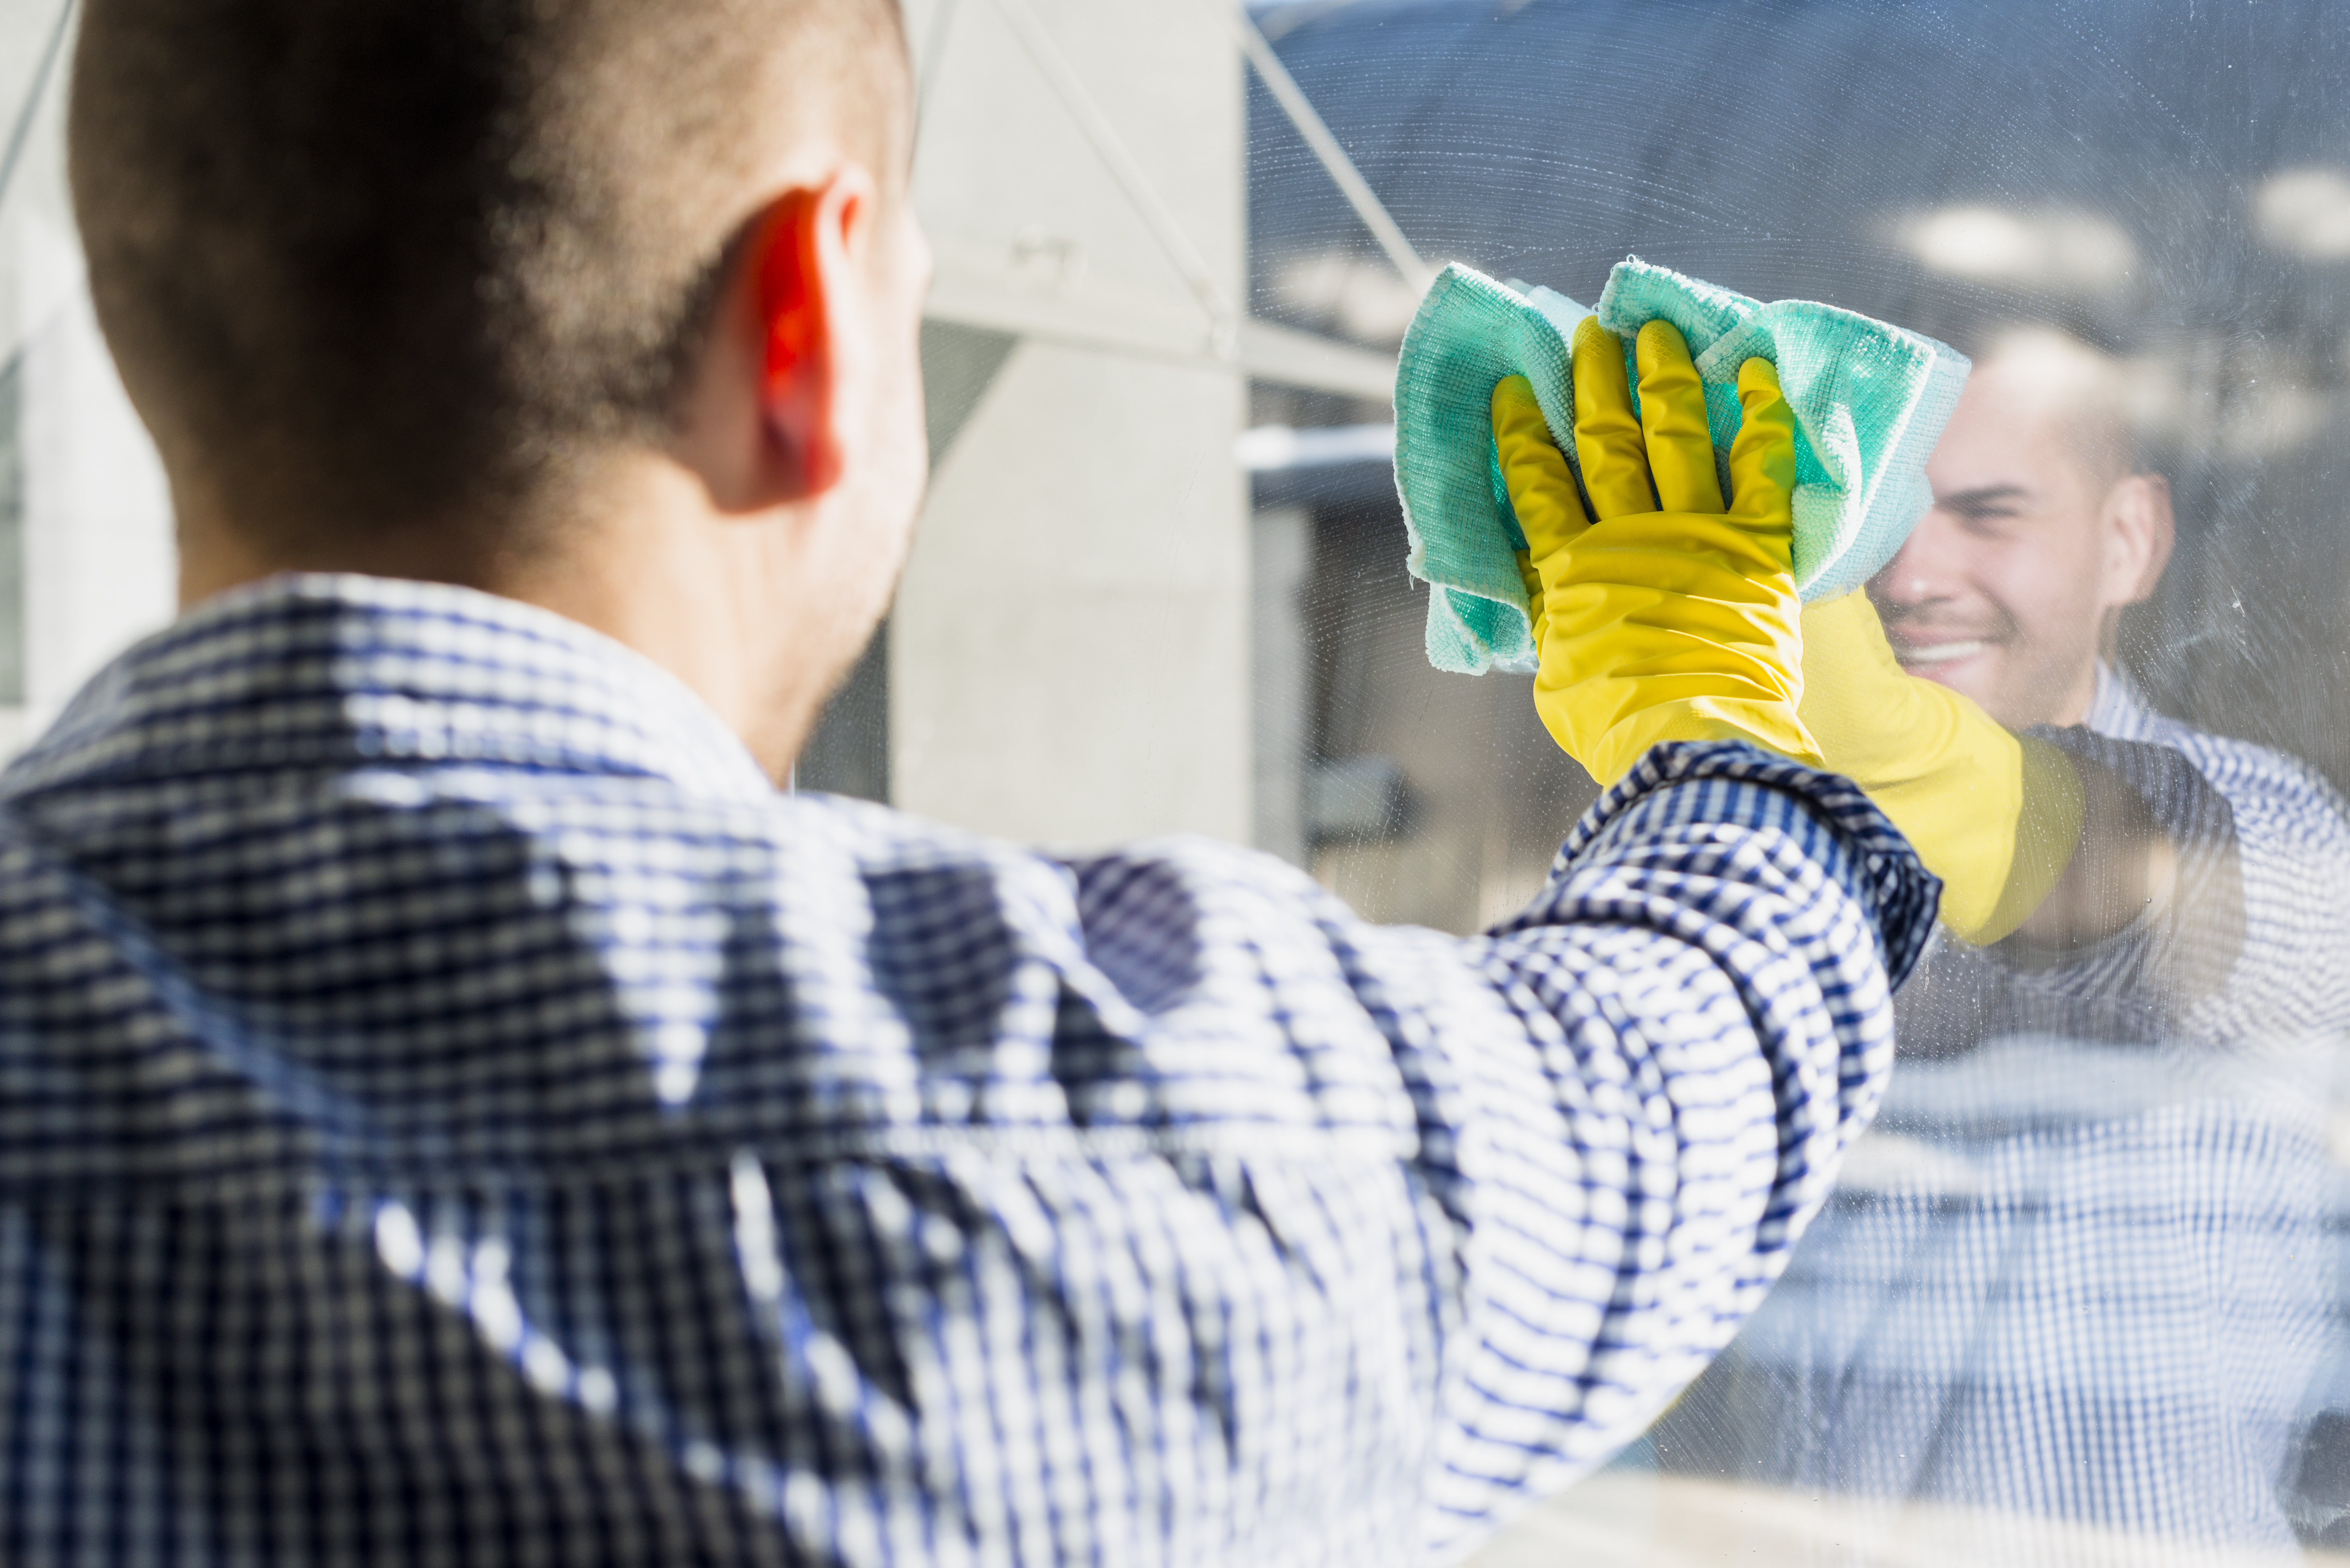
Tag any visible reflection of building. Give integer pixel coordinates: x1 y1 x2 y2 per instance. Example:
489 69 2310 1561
1246 456 1592 932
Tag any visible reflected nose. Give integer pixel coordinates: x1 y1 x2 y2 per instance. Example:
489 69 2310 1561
1873 512 1964 612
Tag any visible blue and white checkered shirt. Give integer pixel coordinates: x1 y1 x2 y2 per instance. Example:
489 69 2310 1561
1658 663 2350 1556
0 575 1933 1566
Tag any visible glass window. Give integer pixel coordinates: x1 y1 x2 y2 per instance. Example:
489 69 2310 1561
1245 0 2350 1560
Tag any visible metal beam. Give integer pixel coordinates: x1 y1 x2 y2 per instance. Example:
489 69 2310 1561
1216 0 1433 292
925 242 1393 401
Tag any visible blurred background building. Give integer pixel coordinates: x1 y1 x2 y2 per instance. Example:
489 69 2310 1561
812 0 1398 858
0 0 173 757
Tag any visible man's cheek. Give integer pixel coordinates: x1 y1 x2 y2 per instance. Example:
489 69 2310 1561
1912 654 1985 704
1950 644 2030 723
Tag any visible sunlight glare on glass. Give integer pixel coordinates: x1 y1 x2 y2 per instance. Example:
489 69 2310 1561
1898 205 2137 291
2256 167 2350 259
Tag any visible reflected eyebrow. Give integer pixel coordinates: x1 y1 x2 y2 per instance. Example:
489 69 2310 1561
1935 484 2031 516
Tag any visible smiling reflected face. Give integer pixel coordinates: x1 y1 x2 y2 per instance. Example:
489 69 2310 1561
1869 337 2173 729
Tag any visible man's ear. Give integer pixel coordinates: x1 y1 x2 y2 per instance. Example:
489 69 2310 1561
754 181 845 499
2102 471 2175 608
676 167 877 513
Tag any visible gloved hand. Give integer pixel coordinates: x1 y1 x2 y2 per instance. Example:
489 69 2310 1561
1799 590 2086 945
1491 314 1823 785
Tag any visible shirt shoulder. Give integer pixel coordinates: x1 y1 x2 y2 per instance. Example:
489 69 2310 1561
0 755 1433 1193
2092 671 2349 834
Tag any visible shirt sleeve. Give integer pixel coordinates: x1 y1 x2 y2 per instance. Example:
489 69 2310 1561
0 725 1938 1568
1905 722 2350 1049
1242 740 1936 1551
2165 732 2350 1042
1899 725 2248 1047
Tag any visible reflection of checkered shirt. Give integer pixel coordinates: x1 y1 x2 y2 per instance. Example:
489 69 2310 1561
1660 665 2350 1555
0 576 1931 1566
2081 665 2350 1045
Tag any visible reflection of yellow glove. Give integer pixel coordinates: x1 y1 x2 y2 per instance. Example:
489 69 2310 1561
1799 591 2085 944
1492 315 1823 785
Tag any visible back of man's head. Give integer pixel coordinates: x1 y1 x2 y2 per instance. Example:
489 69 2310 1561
70 0 906 555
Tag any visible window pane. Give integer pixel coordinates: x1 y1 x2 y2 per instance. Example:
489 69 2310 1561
1246 0 2350 1558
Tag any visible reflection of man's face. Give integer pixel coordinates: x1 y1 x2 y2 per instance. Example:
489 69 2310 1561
1869 354 2165 730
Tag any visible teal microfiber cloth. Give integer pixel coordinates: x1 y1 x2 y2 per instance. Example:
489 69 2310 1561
1392 257 1971 675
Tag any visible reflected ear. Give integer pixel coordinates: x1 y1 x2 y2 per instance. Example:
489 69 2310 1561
2103 472 2174 607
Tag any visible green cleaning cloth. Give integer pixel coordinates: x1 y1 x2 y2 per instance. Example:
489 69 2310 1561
1392 257 1971 675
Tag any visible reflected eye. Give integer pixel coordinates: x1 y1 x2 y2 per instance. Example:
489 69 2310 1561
1939 488 2033 533
1951 504 2028 537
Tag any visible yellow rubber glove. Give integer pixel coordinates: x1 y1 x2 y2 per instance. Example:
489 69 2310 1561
1799 591 2085 945
1492 315 1824 785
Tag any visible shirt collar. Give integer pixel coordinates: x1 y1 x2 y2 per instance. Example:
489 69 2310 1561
1 573 779 803
2084 658 2159 741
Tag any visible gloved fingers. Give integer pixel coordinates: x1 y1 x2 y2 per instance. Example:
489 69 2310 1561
1491 375 1591 565
1725 357 1797 543
1571 316 1655 520
1634 320 1726 515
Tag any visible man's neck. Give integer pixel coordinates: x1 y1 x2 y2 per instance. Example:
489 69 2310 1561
171 464 848 783
2043 660 2102 729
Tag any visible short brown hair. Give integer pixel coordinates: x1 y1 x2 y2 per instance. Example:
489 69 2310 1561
70 0 906 547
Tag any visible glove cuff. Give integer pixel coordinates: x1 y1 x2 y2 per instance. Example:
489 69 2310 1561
1591 698 1825 785
1965 735 2088 946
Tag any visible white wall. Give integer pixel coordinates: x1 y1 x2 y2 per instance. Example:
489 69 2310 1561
895 0 1252 849
16 284 175 709
0 0 178 757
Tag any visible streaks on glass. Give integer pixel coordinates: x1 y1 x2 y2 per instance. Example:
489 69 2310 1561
1248 1 2350 1559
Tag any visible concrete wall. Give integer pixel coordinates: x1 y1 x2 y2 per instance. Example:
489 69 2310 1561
894 0 1252 849
0 0 177 757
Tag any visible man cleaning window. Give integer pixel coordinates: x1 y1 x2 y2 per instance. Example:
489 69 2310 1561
0 2 1940 1563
